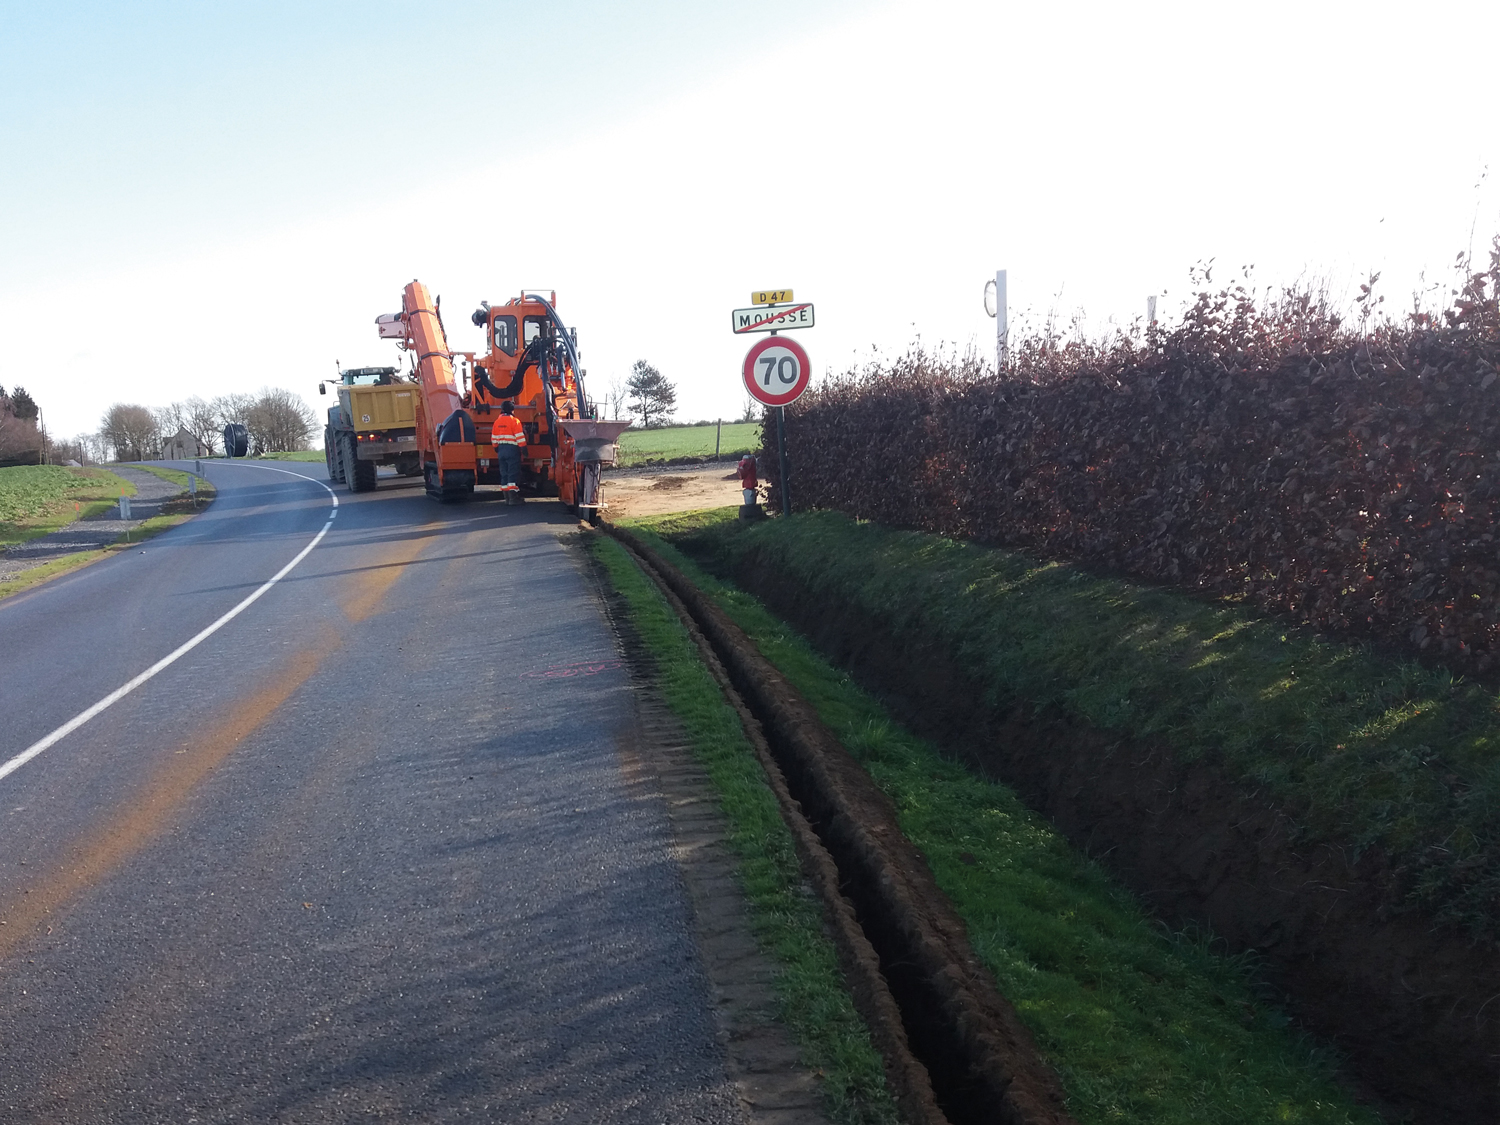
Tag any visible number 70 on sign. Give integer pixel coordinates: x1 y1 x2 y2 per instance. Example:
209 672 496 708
742 336 811 407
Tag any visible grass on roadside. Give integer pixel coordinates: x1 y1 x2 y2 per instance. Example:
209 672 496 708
132 465 196 488
656 509 1500 940
623 512 1382 1125
0 465 137 547
616 422 760 466
255 450 325 462
0 477 216 603
587 533 899 1125
0 548 113 601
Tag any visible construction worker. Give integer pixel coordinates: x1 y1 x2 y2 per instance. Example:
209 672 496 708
491 401 526 503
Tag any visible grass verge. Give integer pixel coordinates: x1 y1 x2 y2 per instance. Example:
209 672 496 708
255 450 325 462
132 464 196 488
0 466 137 546
123 481 217 542
657 509 1500 939
616 422 760 466
587 533 899 1125
624 512 1382 1125
0 549 113 601
0 480 216 602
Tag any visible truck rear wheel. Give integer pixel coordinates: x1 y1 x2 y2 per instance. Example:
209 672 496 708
342 434 376 492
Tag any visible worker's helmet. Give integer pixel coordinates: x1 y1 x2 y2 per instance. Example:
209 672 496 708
500 400 515 414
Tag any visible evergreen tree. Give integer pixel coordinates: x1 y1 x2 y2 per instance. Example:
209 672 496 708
9 386 37 422
625 360 677 428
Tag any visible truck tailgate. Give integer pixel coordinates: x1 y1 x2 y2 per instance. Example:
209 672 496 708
348 385 417 428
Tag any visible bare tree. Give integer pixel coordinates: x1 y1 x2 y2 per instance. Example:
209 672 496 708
100 403 160 462
605 375 627 421
47 436 90 466
155 402 187 441
244 387 315 454
184 396 220 455
80 432 108 465
211 393 255 428
626 360 677 429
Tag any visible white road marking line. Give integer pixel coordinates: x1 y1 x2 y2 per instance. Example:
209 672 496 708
0 463 340 785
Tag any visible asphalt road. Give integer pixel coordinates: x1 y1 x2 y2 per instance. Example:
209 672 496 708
0 461 746 1123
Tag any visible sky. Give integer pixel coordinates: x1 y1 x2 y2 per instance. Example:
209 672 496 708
3 0 1498 441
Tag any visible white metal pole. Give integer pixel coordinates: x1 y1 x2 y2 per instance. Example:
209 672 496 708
995 270 1008 371
1147 295 1157 328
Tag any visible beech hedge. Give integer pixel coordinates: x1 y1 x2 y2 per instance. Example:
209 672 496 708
765 243 1500 674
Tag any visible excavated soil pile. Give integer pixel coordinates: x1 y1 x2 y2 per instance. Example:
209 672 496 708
607 526 1076 1125
712 541 1500 1125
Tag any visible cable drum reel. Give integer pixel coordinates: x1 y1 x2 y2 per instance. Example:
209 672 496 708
223 422 249 458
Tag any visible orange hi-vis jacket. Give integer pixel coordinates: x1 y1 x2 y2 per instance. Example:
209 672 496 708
490 415 526 449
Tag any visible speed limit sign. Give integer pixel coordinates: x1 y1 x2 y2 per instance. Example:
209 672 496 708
742 336 811 407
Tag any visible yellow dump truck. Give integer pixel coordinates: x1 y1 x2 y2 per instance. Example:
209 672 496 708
320 366 420 491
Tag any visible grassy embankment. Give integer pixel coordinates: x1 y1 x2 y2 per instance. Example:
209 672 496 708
657 509 1500 940
0 465 136 547
616 509 1382 1125
588 534 899 1125
128 466 217 541
0 464 214 600
615 422 760 467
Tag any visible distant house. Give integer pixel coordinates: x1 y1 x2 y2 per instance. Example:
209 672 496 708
162 427 206 460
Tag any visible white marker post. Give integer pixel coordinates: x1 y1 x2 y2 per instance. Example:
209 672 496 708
984 270 1008 371
995 270 1008 371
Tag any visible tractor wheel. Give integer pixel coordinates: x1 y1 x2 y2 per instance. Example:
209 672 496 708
342 435 376 492
325 430 344 482
351 453 377 492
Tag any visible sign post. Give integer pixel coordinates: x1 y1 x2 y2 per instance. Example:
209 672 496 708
740 334 811 517
735 289 812 517
776 409 790 517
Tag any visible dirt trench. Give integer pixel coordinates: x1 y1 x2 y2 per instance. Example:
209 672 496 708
605 526 1077 1125
714 544 1500 1125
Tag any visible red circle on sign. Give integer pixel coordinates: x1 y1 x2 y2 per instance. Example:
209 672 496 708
742 336 811 407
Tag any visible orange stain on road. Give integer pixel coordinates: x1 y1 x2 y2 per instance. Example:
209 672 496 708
338 523 440 623
0 641 334 962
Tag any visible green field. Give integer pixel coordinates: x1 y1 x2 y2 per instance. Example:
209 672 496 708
616 422 760 466
0 465 137 546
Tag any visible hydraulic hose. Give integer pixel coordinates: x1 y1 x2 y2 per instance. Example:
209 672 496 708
525 294 590 416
